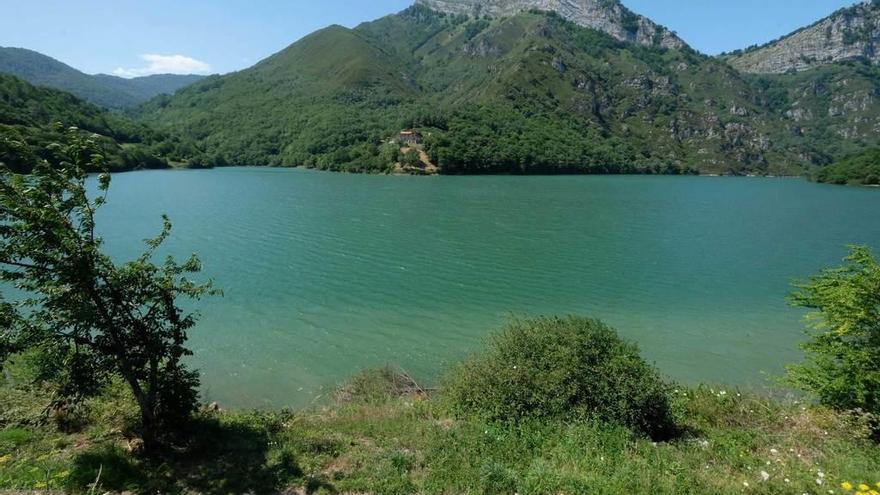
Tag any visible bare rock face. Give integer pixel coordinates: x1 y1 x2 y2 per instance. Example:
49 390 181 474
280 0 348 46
729 0 880 74
414 0 687 49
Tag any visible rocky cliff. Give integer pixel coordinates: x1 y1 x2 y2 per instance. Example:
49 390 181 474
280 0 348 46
728 0 880 74
414 0 686 49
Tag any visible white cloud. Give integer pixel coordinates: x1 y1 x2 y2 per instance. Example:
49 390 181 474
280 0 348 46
113 54 211 78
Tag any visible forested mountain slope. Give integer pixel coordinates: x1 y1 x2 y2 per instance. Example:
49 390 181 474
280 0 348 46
0 74 206 172
0 47 204 110
134 2 880 177
136 6 800 175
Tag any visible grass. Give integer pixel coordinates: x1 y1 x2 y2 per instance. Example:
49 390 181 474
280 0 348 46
2 362 879 495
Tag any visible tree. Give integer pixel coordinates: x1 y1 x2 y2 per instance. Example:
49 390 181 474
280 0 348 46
401 148 422 168
0 128 216 451
787 245 880 419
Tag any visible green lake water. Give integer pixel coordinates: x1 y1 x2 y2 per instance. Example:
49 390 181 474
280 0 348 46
94 168 880 408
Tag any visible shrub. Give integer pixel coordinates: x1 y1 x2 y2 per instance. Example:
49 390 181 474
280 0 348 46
335 366 425 403
787 245 880 420
443 316 676 439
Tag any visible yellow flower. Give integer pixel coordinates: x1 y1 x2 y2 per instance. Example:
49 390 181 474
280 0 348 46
843 482 853 491
0 454 10 464
34 481 47 489
862 485 872 492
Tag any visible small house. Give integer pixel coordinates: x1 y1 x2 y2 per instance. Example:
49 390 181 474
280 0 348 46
397 129 422 145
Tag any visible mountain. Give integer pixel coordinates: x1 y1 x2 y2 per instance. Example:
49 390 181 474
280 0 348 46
414 0 686 49
727 1 880 74
0 74 207 172
133 1 880 177
138 4 810 175
816 146 880 184
0 47 205 109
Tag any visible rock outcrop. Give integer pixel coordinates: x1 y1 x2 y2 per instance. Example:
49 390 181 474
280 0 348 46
728 0 880 74
414 0 686 49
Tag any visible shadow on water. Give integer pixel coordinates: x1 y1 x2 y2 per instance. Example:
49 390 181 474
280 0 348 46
67 414 320 495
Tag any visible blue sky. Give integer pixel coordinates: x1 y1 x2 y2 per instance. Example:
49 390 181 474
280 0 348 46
1 0 858 77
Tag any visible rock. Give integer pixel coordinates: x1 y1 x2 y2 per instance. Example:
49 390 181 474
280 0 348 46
415 0 687 49
728 1 880 73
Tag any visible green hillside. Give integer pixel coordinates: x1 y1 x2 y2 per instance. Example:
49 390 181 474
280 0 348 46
816 147 880 185
134 5 880 176
0 74 207 172
0 47 204 110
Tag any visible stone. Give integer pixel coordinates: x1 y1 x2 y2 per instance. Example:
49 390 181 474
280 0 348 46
729 0 880 74
415 0 687 49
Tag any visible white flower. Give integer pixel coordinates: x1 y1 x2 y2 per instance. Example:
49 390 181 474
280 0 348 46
770 448 779 455
760 471 770 482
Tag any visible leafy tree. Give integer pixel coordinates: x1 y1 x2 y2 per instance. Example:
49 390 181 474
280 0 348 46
0 129 216 450
401 148 422 168
787 246 880 420
444 316 677 440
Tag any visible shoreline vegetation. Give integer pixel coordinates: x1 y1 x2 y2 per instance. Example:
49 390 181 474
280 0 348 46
1 320 880 494
1 124 879 495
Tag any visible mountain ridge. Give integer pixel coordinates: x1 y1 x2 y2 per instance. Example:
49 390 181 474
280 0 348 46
0 47 206 109
727 0 880 73
415 0 685 49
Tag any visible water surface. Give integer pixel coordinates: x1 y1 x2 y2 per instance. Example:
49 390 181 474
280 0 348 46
95 169 880 408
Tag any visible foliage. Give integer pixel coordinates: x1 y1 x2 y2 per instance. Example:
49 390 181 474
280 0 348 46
0 73 209 172
786 246 880 420
0 130 216 449
2 367 879 494
444 316 677 439
0 47 204 110
816 147 880 185
135 8 868 177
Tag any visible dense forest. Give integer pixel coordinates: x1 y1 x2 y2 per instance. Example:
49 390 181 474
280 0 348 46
816 147 880 185
0 74 208 173
129 5 880 178
0 47 204 110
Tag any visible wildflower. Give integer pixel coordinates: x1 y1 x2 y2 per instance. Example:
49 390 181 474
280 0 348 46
842 482 853 491
34 482 47 489
743 481 750 487
770 448 779 455
0 454 10 464
862 486 871 492
761 471 770 482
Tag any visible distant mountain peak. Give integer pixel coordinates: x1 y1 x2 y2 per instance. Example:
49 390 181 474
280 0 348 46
0 46 205 109
727 0 880 73
414 0 686 49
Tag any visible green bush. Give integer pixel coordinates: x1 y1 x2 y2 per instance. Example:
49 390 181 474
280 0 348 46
787 245 880 420
443 316 677 439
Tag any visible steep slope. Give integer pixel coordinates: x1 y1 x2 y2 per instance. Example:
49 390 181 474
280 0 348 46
727 1 880 74
0 74 206 172
137 25 415 169
140 5 811 175
815 146 880 184
0 47 205 109
415 0 685 49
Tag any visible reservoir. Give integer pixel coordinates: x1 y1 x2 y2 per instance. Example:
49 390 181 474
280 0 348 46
94 168 880 408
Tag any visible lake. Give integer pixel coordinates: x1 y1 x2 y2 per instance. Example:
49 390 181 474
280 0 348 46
94 168 880 408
